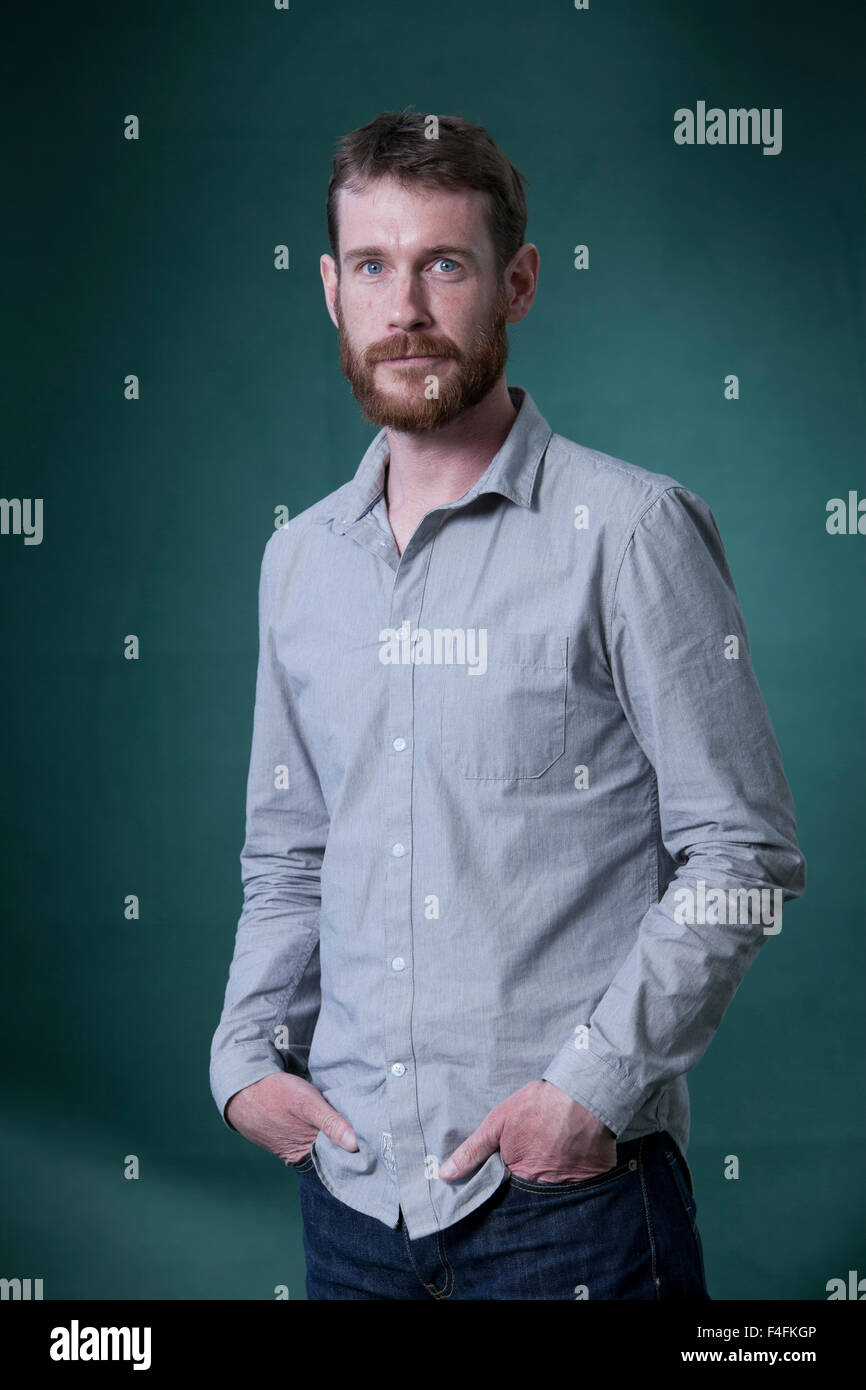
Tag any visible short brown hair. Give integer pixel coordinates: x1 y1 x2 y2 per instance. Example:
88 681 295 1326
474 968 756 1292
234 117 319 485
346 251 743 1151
327 107 528 279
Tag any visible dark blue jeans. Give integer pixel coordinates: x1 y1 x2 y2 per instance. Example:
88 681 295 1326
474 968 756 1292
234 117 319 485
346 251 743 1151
295 1129 711 1300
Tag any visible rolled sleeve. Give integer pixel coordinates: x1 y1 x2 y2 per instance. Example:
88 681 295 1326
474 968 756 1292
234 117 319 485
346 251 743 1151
543 486 806 1132
209 528 330 1132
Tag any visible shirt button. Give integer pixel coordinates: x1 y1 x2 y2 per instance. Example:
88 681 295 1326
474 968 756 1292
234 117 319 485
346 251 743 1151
391 843 406 857
391 957 406 971
391 1062 406 1077
392 737 406 751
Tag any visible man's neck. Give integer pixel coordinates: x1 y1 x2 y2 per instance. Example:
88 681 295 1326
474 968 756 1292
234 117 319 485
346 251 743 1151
383 377 518 516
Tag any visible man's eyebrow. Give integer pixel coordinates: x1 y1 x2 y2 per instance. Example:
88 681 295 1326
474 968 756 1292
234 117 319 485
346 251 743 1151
341 244 479 264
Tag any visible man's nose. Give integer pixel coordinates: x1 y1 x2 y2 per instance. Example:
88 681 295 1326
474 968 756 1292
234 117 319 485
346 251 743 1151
388 275 432 332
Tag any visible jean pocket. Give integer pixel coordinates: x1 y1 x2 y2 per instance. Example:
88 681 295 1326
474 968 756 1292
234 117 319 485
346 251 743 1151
441 630 569 780
507 1156 637 1195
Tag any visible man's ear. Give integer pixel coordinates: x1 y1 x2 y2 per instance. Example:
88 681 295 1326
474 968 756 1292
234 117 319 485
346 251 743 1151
503 243 539 324
320 253 339 329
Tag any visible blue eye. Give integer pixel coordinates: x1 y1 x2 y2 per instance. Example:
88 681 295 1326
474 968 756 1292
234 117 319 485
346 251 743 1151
361 261 384 275
436 259 457 272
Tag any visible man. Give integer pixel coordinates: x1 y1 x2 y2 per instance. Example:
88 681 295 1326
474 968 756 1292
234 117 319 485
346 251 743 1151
210 109 806 1300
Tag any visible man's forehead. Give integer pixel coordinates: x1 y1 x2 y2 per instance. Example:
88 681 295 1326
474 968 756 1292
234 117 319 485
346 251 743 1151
336 177 490 241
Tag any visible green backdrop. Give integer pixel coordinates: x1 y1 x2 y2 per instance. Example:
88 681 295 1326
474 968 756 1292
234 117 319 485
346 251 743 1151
2 0 863 1300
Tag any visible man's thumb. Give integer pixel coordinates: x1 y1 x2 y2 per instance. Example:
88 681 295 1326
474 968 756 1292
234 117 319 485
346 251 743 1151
439 1116 499 1179
303 1092 358 1152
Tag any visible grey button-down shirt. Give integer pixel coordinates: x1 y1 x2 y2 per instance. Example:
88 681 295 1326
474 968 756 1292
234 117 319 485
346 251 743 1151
210 384 806 1240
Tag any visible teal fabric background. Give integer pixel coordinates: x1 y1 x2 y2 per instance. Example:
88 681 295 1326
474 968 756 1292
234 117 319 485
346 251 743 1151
2 0 863 1299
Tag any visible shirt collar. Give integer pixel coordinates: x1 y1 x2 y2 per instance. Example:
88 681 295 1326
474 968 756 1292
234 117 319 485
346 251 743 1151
321 385 553 534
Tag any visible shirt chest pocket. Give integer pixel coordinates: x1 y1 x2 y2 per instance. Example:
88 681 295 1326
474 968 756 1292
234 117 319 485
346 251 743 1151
440 630 569 779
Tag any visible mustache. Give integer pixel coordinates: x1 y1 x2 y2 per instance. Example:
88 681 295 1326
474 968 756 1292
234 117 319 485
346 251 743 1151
364 337 460 364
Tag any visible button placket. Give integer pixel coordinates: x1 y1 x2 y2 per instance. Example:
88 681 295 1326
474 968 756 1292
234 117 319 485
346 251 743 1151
381 535 430 1228
378 517 450 1234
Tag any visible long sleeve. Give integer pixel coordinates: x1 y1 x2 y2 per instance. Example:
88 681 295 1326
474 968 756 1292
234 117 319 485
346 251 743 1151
542 485 806 1134
209 528 330 1132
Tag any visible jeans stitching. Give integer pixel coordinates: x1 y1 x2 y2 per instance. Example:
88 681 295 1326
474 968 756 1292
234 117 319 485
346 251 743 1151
663 1150 701 1248
637 1137 661 1300
430 1231 455 1300
399 1215 425 1289
662 1149 709 1293
399 1216 451 1299
659 1130 694 1192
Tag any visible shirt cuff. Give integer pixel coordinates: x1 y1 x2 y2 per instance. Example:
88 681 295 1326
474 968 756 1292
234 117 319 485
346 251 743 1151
541 1040 648 1138
210 1042 288 1133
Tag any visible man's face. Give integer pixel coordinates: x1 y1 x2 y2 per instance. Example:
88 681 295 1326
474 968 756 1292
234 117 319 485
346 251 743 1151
323 177 511 432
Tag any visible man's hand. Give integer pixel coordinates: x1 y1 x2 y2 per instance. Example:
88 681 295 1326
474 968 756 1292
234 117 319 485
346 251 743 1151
225 1072 359 1166
437 1080 617 1182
